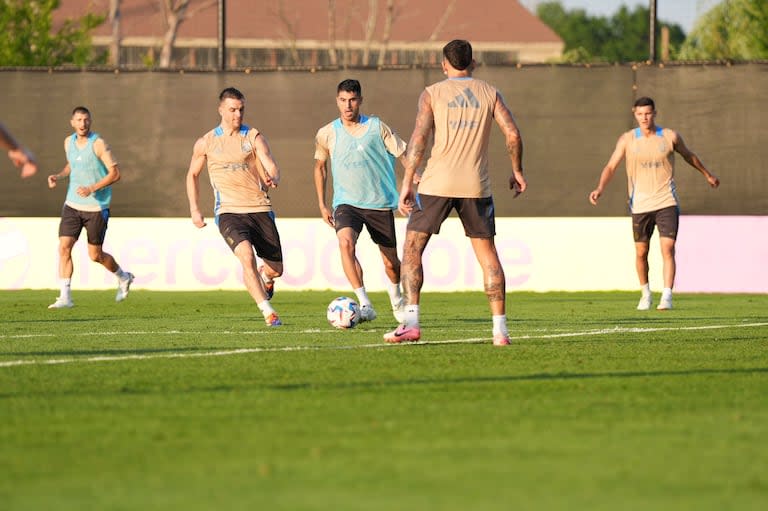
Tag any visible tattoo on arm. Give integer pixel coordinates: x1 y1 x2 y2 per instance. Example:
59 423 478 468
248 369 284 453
495 95 523 173
405 91 434 171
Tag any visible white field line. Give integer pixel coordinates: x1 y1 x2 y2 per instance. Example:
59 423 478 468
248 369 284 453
0 322 766 369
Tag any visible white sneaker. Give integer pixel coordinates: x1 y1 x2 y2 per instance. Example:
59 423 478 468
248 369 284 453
48 297 74 309
116 272 135 302
359 304 377 322
636 294 652 311
657 295 673 310
392 298 406 323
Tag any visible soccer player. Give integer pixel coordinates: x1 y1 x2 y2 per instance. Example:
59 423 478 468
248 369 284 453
1 122 37 178
47 107 134 308
314 79 407 323
384 39 526 346
186 87 284 327
589 96 720 310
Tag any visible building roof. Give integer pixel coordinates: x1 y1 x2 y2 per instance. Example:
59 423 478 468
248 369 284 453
54 0 562 52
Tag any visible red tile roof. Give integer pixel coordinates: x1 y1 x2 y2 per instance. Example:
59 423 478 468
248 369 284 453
55 0 562 45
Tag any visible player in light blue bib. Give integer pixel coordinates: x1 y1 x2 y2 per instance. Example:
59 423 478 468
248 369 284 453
314 79 408 323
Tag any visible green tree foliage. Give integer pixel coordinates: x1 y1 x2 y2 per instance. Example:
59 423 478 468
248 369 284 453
0 0 105 66
679 0 768 60
537 1 686 63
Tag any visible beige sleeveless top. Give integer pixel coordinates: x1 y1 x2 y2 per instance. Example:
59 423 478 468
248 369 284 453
203 125 272 215
418 78 499 198
625 126 678 214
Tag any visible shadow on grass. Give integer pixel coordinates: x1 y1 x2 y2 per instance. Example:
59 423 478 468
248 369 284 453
258 366 768 393
3 366 765 399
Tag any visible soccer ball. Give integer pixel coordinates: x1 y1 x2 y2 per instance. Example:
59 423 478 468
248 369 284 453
327 296 361 329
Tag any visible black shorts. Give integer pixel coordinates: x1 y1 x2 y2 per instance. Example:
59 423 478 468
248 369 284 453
407 194 495 238
632 205 679 242
58 204 110 245
218 212 283 262
333 204 397 248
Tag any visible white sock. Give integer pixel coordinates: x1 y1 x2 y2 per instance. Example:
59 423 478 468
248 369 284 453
641 283 651 297
661 287 673 298
492 314 508 336
114 267 127 280
386 280 403 308
354 287 371 307
59 278 72 299
404 305 419 327
257 300 275 317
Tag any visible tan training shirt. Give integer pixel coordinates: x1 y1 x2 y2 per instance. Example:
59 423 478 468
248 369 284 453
418 77 499 198
203 125 272 215
624 126 678 214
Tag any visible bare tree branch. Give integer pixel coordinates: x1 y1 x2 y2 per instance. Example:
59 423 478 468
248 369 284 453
377 0 398 66
428 0 456 41
158 0 216 69
269 0 302 65
361 0 378 66
108 0 122 67
328 0 338 65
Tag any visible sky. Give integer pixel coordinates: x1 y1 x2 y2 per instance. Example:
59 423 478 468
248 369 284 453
521 0 723 33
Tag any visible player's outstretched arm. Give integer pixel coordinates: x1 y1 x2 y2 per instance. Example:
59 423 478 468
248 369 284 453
1 123 37 178
48 164 71 189
253 132 280 188
589 134 627 205
313 158 334 227
186 137 208 228
400 90 433 216
76 138 120 197
671 131 720 189
494 92 525 197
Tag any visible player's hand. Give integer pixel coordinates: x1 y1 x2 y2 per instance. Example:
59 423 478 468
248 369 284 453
9 149 38 178
398 192 415 216
589 189 601 205
262 171 279 189
191 210 206 228
47 175 59 189
319 206 334 227
509 173 527 198
707 173 720 188
76 185 92 197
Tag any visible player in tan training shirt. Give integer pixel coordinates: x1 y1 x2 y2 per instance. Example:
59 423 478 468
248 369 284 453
589 96 720 311
186 87 284 327
384 39 526 346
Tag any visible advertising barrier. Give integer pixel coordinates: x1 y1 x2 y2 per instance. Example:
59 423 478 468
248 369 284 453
1 216 765 293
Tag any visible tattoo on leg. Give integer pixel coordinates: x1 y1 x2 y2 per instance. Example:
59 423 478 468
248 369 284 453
401 231 430 302
485 264 506 303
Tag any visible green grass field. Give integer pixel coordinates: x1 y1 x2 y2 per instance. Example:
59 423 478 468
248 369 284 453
1 290 766 510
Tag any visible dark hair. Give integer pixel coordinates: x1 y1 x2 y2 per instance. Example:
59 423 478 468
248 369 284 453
443 39 473 70
634 96 655 110
219 87 245 102
337 79 361 96
72 106 90 116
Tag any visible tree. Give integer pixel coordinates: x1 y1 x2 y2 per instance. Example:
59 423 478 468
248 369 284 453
678 0 768 60
270 0 302 65
0 0 104 66
361 0 377 66
157 0 216 69
376 0 397 67
536 1 685 63
107 0 121 67
328 0 338 65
